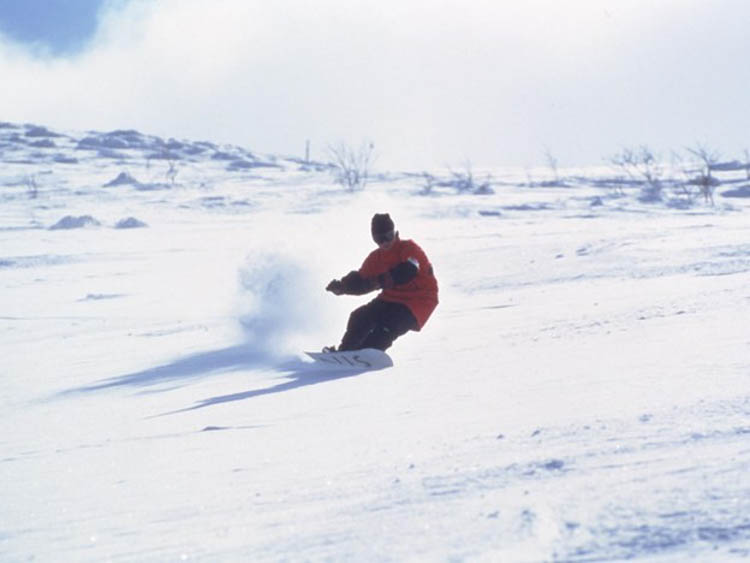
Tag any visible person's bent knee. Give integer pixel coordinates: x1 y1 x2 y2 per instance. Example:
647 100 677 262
348 305 369 325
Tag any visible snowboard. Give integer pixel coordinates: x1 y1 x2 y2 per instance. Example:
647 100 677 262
304 348 393 370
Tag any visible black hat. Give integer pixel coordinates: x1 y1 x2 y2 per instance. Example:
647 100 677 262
371 213 394 236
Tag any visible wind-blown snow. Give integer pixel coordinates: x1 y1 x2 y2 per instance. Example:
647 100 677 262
1 123 749 562
236 251 325 357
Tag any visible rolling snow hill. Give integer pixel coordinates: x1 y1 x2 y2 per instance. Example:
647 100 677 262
1 122 750 561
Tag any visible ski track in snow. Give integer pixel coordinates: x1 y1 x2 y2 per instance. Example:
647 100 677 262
1 124 750 561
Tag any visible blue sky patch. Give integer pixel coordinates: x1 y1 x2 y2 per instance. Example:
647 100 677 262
0 0 106 55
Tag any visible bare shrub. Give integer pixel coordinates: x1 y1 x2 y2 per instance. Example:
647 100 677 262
166 158 178 186
447 161 493 194
420 172 437 195
684 145 721 205
25 175 38 199
670 151 699 204
609 146 664 202
543 146 560 185
328 141 375 191
418 162 493 195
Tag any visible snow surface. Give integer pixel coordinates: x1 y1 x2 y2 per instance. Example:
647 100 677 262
1 123 750 562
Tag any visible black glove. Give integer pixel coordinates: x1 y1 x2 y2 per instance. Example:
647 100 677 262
326 279 345 295
389 259 419 285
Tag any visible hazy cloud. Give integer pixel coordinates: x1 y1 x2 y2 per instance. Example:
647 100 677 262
1 0 749 170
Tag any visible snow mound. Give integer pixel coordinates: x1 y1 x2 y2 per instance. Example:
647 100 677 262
104 172 140 187
53 155 78 164
721 185 750 198
25 125 61 138
77 129 152 150
227 159 280 171
29 139 56 148
114 217 148 229
49 215 101 230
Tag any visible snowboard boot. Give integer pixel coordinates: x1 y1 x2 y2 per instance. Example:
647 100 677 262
322 345 337 353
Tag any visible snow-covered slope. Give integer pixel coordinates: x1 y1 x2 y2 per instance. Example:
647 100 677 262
2 122 749 561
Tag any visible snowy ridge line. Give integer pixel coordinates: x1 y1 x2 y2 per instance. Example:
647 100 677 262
0 122 314 172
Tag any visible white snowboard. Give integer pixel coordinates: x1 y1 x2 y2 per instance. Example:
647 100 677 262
304 348 393 370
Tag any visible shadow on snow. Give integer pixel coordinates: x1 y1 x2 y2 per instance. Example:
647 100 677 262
61 344 278 394
163 363 372 416
59 345 378 411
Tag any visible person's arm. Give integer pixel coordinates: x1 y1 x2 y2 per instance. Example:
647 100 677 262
326 244 425 295
326 270 379 295
326 259 419 294
374 257 419 289
377 241 428 288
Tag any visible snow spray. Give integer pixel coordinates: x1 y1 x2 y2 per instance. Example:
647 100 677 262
236 251 322 356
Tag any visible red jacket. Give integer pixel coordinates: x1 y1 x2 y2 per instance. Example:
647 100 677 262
358 238 438 330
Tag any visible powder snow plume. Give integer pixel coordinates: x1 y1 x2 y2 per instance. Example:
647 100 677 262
235 251 324 356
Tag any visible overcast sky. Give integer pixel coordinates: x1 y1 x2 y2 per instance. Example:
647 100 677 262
1 0 749 171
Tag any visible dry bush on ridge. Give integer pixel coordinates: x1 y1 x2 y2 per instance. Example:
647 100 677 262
609 146 664 202
420 161 493 195
684 145 721 205
327 141 375 191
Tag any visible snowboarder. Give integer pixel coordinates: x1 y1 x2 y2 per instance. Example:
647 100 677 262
325 213 439 352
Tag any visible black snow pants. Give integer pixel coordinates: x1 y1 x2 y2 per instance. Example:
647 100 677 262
339 298 417 352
